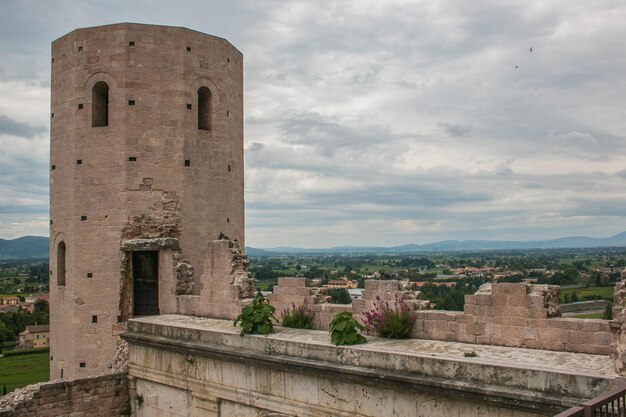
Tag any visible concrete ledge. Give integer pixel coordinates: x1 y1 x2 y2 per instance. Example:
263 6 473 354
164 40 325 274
123 315 622 415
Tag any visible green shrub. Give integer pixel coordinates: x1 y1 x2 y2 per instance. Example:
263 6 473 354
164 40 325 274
329 311 366 346
329 288 352 304
282 304 314 329
3 347 50 357
234 295 277 336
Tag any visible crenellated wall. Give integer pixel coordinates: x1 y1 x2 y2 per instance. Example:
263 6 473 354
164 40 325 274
270 278 613 355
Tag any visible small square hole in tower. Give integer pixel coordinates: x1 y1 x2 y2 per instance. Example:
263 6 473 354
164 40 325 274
78 103 83 110
128 100 135 106
228 165 231 172
186 46 191 52
51 58 55 63
128 157 137 162
76 159 82 165
50 220 53 225
227 58 230 63
184 160 191 167
128 41 135 47
79 362 86 368
51 165 56 171
78 46 83 52
186 103 192 110
87 273 93 278
227 218 230 223
51 113 54 118
227 110 230 117
92 315 97 323
80 215 87 221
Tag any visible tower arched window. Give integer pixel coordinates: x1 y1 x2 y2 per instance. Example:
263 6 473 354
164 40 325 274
198 86 212 131
92 81 109 127
57 241 66 286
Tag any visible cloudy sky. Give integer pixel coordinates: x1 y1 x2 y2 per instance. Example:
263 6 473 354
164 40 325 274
1 0 625 248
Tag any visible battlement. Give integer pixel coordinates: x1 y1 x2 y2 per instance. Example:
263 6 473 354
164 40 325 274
270 279 613 355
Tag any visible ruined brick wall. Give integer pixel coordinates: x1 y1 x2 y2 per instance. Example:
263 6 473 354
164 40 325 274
0 373 128 417
412 283 611 354
611 269 626 374
270 279 612 355
269 277 346 328
175 239 255 320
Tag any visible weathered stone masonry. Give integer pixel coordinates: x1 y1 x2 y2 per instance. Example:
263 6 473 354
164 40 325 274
0 373 128 417
49 23 246 380
271 279 613 355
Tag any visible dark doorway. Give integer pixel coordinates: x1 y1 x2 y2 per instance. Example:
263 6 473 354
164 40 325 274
132 251 158 316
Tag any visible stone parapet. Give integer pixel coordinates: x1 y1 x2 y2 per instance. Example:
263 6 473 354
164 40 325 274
122 315 622 417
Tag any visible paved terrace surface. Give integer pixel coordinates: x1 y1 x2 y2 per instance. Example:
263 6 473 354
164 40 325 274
133 314 617 378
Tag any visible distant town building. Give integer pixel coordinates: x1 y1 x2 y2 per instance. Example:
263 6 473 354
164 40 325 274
0 296 20 306
327 280 357 289
19 325 50 349
347 288 364 300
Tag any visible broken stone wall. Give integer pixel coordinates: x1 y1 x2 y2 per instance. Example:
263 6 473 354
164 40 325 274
610 268 626 374
175 238 255 319
0 372 129 417
412 283 611 354
268 279 612 355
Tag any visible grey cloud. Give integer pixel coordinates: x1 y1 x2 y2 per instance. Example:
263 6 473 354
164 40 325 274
278 113 401 155
2 1 626 246
0 114 47 138
438 121 471 137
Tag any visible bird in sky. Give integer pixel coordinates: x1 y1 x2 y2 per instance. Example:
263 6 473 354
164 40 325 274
530 47 533 53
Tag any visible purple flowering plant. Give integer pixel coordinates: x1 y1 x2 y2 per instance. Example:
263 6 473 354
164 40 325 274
362 294 416 339
281 303 315 329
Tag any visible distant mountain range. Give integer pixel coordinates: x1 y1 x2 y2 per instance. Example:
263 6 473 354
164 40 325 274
2 232 626 259
246 231 626 256
0 236 49 260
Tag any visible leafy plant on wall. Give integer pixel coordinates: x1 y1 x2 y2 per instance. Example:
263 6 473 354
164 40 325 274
234 295 277 336
329 311 367 346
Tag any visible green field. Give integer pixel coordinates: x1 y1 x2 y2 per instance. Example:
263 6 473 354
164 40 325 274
560 286 614 302
0 350 49 393
256 281 274 291
569 312 605 319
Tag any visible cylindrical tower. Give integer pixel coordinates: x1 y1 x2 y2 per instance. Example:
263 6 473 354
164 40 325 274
49 23 244 379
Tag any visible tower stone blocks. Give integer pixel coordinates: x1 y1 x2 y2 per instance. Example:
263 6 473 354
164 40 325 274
49 23 244 380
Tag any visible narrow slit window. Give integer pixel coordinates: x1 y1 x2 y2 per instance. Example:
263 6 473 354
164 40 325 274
92 81 109 127
57 242 66 286
198 86 212 131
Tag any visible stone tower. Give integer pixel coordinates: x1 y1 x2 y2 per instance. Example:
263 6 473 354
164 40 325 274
49 23 245 379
